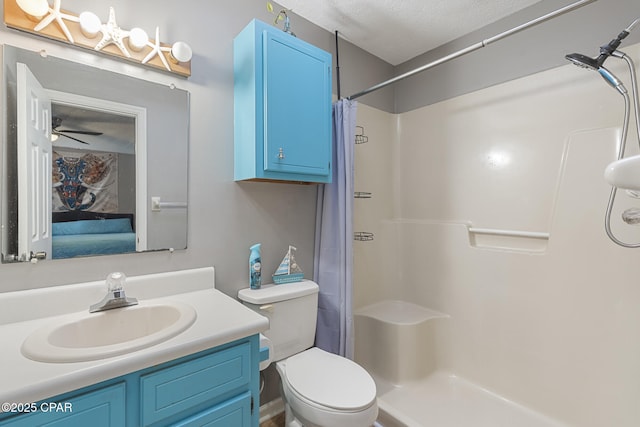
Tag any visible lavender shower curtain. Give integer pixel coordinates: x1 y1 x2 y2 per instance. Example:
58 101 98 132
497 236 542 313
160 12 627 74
313 99 357 359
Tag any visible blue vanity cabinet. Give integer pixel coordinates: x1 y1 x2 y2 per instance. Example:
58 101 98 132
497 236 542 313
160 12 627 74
0 383 126 427
234 19 332 183
0 336 260 427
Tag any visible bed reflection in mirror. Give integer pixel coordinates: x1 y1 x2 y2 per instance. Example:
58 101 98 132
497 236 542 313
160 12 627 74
50 103 137 259
1 45 190 263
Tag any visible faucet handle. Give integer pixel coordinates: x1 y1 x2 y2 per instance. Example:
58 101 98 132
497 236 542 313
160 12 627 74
90 272 137 313
106 272 127 293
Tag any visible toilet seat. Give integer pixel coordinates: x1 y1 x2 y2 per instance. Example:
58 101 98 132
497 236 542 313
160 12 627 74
280 347 377 411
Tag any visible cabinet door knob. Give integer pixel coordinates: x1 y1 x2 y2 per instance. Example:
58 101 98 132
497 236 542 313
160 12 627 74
278 148 285 160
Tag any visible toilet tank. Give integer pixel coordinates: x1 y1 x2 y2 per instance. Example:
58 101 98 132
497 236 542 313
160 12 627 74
238 280 319 362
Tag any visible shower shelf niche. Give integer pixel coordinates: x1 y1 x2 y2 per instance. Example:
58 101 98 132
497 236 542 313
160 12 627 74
467 227 549 252
355 126 369 144
354 191 372 199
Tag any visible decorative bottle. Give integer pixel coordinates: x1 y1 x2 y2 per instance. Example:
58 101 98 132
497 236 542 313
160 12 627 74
249 243 262 289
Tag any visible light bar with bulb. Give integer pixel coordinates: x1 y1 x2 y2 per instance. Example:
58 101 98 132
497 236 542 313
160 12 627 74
16 0 48 20
4 0 191 77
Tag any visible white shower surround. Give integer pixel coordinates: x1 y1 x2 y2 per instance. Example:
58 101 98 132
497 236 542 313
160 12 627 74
353 42 640 426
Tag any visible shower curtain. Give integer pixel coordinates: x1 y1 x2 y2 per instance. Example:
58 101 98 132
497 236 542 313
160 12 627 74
313 99 357 359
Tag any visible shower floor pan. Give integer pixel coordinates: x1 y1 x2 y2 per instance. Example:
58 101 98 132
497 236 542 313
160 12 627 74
354 300 567 427
375 371 568 427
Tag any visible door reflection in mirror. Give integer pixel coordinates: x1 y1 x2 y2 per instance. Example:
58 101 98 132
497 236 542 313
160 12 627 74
16 63 52 262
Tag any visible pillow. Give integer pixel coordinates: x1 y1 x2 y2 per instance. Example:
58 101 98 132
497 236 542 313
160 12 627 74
53 218 133 236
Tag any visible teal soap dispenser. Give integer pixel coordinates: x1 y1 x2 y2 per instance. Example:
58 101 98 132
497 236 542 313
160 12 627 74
249 243 262 289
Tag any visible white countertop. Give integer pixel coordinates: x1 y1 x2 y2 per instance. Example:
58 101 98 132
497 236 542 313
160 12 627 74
0 267 269 404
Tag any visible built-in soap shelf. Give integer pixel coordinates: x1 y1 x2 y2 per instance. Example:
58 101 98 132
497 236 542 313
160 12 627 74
467 226 549 252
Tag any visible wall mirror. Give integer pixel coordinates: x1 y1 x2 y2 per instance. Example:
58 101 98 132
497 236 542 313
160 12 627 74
1 45 189 263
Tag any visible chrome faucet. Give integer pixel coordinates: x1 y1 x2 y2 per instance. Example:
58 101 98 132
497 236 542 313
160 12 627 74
89 272 138 313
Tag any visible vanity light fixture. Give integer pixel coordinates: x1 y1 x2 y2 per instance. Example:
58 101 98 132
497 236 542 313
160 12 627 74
78 11 100 38
142 26 172 71
5 0 192 77
15 0 47 19
94 7 130 58
32 0 77 44
170 41 193 64
128 27 149 52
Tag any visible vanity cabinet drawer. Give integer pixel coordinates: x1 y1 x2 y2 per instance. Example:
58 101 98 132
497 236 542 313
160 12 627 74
140 342 251 425
174 391 252 427
0 383 125 427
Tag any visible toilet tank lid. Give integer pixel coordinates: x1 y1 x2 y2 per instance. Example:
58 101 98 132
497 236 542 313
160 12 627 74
238 280 319 304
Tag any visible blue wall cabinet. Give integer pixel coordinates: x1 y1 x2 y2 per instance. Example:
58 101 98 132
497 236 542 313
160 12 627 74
234 19 332 184
0 336 260 427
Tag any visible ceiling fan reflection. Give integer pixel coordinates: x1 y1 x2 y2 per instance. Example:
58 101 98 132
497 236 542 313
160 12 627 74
51 116 103 145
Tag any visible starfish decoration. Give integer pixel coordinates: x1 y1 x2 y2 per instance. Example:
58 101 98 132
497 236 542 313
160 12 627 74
34 0 79 44
142 27 172 71
94 7 131 58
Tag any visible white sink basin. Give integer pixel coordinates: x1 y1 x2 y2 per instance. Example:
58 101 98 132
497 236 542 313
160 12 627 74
21 302 197 363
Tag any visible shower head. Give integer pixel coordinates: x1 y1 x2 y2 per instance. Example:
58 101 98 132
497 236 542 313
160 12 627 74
565 52 599 70
564 52 628 94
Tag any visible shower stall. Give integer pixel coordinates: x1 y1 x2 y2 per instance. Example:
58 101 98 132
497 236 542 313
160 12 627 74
351 29 640 427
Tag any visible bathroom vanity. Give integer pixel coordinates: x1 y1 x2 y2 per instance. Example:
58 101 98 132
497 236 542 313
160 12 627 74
0 268 269 426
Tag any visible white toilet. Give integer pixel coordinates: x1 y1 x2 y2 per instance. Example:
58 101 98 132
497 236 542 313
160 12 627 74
238 280 378 427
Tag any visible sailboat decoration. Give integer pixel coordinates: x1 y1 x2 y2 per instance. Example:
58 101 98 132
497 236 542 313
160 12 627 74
273 245 304 284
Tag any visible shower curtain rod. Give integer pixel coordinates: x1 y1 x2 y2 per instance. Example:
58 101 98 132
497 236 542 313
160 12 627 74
347 0 598 100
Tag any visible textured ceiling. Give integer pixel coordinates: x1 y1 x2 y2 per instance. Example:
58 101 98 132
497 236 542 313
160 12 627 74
275 0 542 65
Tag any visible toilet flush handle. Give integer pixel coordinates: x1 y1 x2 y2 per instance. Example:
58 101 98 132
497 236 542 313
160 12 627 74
259 304 274 313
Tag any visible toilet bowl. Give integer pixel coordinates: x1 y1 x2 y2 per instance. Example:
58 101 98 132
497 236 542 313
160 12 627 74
277 347 378 427
238 281 378 427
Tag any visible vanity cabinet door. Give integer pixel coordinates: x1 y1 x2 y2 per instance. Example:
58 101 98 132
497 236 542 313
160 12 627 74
0 383 125 427
262 30 332 178
234 19 332 184
174 392 252 427
140 341 252 425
